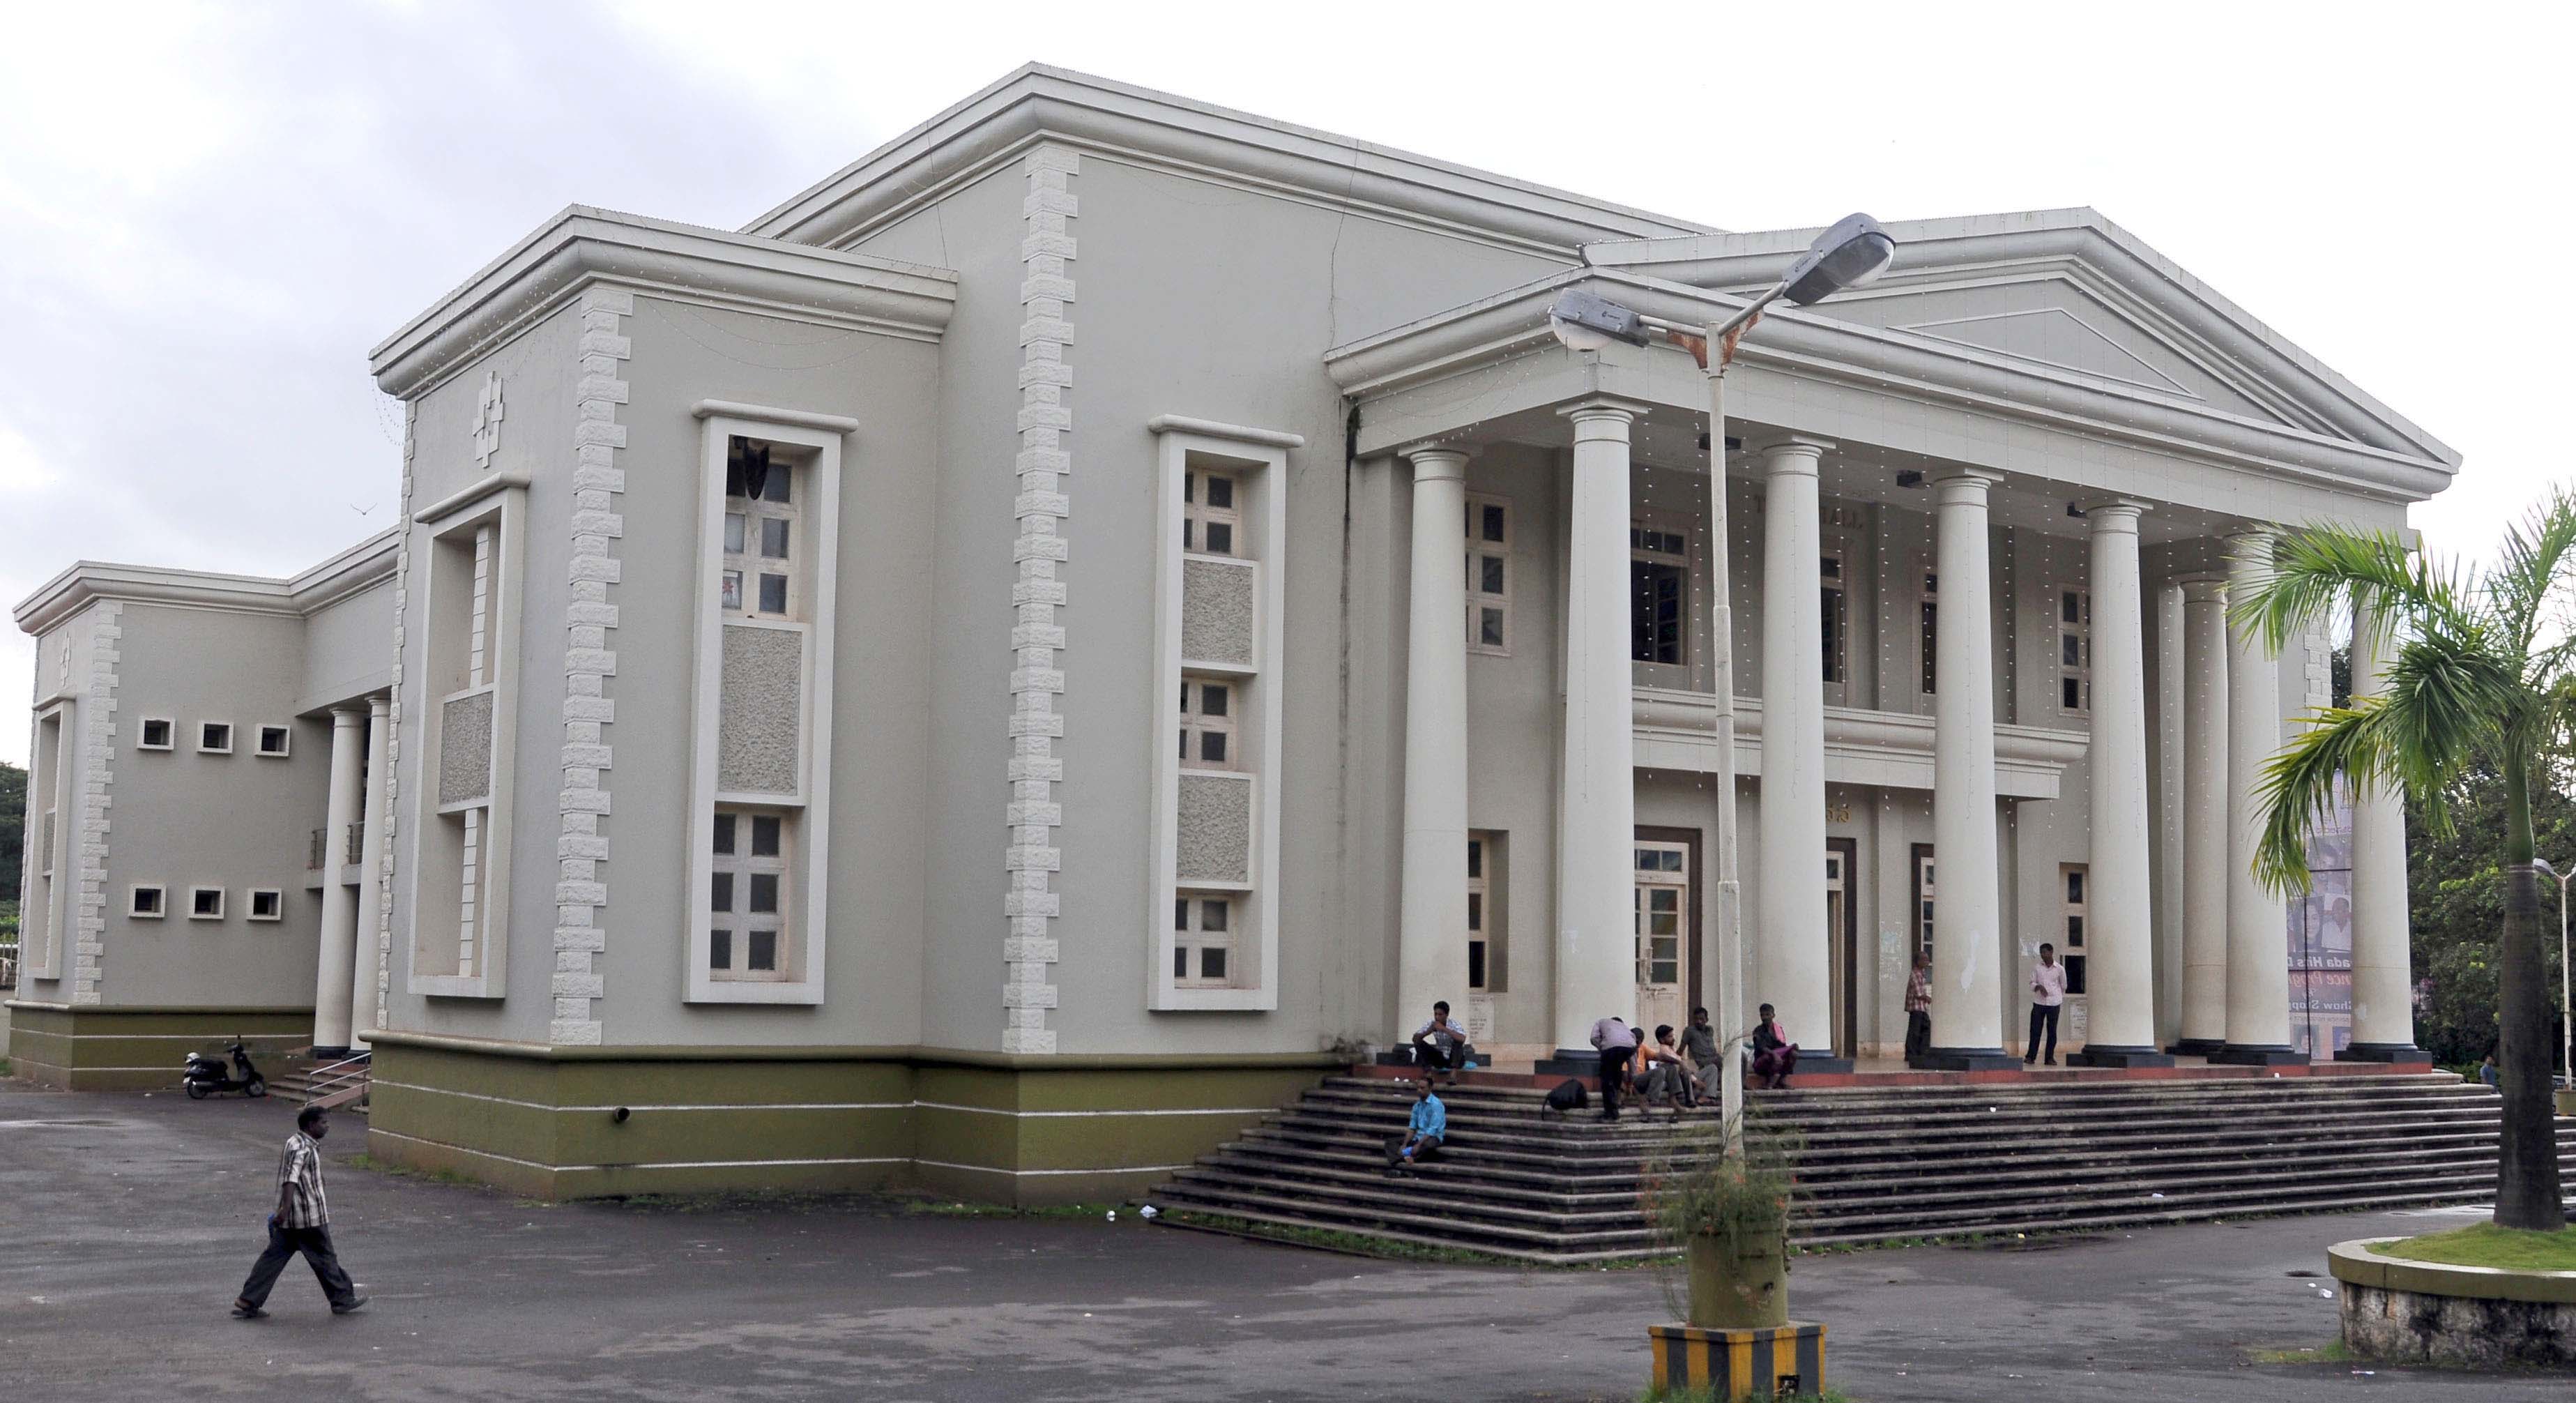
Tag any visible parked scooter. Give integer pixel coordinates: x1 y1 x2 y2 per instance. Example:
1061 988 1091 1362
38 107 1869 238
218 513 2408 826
182 1038 268 1100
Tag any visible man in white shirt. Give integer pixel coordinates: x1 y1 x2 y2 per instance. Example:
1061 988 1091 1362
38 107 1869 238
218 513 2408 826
2025 941 2067 1066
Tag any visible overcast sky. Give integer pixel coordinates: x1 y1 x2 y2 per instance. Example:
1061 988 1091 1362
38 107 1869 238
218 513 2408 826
4 2 2567 765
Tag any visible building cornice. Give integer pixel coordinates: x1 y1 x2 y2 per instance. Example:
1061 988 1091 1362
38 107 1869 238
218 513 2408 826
368 206 960 400
742 63 1710 257
15 529 399 635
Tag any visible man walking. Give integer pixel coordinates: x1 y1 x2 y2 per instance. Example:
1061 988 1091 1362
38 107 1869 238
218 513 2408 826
231 1105 367 1319
1904 950 1934 1063
2025 941 2066 1066
1588 1014 1637 1121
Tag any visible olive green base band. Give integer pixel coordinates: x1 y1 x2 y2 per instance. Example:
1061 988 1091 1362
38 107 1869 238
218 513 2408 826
4 1003 314 1093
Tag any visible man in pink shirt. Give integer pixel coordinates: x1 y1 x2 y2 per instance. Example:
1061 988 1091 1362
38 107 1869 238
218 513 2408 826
2025 941 2066 1066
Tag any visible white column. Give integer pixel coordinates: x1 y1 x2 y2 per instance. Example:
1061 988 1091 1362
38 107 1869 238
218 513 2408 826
2345 596 2424 1059
1398 447 1472 1040
1553 400 1641 1056
2220 531 2296 1061
1924 470 2010 1064
310 707 367 1055
2173 577 2231 1054
348 695 392 1050
1755 435 1838 1060
2070 501 2167 1063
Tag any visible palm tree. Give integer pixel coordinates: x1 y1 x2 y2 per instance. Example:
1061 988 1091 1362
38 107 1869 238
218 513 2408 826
2236 494 2570 1230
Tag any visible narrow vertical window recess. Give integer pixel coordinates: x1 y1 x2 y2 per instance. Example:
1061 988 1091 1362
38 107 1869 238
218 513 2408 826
2061 862 2089 996
197 722 234 754
247 888 284 922
130 885 167 918
1466 831 1506 993
255 725 291 757
1820 548 1848 685
2059 587 2092 715
139 718 174 751
1465 494 1511 655
1150 421 1296 1011
1919 566 1939 696
1629 525 1689 666
688 415 842 1005
188 886 224 920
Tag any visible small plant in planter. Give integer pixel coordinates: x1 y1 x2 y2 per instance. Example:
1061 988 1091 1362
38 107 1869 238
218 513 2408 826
1644 1118 1797 1329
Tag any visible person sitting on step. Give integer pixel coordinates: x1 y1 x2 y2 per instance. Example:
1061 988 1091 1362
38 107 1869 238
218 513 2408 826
1748 1004 1799 1090
1386 1077 1448 1174
1638 1024 1701 1114
1410 1001 1472 1085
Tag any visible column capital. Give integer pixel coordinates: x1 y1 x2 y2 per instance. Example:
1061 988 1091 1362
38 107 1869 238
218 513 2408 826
2177 575 2230 604
2078 497 2152 530
1555 396 1652 435
1931 468 2003 506
1400 443 1474 480
2224 524 2278 550
367 692 392 719
330 706 367 726
1745 431 1836 463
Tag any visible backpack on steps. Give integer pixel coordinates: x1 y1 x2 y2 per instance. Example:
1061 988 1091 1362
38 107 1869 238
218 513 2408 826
1543 1078 1589 1116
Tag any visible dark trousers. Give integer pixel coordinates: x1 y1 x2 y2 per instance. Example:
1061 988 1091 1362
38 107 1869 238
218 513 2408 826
1905 1009 1932 1061
1596 1047 1630 1118
1387 1132 1444 1167
238 1222 357 1310
2025 1003 2061 1063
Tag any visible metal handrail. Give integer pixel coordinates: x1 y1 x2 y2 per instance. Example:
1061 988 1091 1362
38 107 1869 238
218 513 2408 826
302 1051 373 1107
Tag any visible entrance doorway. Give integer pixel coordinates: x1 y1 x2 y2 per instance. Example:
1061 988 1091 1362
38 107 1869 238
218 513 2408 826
1827 837 1858 1056
1633 828 1702 1039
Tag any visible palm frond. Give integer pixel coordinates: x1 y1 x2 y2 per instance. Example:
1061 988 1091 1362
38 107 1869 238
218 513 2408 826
2377 623 2526 840
2231 525 2479 658
2253 702 2394 893
2487 487 2576 658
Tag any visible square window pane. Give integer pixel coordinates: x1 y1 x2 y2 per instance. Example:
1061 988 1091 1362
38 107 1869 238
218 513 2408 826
142 720 170 747
2067 871 2085 903
1175 897 1189 931
1480 554 1505 594
721 570 742 612
749 872 779 913
1201 946 1228 980
1466 840 1482 879
2063 676 2081 709
1467 891 1484 929
194 888 221 916
748 930 777 969
759 574 788 614
761 517 790 559
752 815 782 857
2062 635 2080 666
1479 608 1504 648
710 929 733 969
1201 899 1228 932
1820 555 1840 577
2066 955 2087 995
711 872 733 913
1183 471 1195 503
2066 915 2085 946
1201 684 1227 717
724 513 745 554
1174 946 1188 978
1204 522 1233 556
1205 475 1233 509
203 724 231 750
763 465 790 503
137 889 162 913
1468 941 1486 989
1481 504 1505 543
1201 731 1227 764
713 814 737 855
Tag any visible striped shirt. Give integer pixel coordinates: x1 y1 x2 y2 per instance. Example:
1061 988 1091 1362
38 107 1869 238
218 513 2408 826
277 1131 328 1228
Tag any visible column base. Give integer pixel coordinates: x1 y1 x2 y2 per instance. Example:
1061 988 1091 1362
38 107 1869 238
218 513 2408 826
1787 1054 1855 1075
2334 1043 2434 1065
2066 1045 2175 1068
1909 1047 2022 1071
311 1045 352 1061
1536 1049 1607 1077
2164 1038 2226 1058
2210 1044 2306 1066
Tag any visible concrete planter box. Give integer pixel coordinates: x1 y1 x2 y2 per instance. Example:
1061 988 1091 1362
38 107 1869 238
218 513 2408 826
2329 1238 2576 1367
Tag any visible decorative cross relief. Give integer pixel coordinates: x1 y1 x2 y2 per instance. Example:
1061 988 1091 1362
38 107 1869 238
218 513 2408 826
471 370 505 469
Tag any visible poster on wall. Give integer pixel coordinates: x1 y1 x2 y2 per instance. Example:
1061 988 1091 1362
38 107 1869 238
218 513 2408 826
2289 789 2356 1060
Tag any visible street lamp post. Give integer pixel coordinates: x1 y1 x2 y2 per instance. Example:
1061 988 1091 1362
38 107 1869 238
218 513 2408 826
2532 858 2573 1090
1548 215 1897 1155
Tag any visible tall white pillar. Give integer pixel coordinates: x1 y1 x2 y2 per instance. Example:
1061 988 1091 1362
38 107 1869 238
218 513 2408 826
348 695 392 1050
2068 501 2170 1065
2342 596 2427 1061
1921 470 2013 1066
2218 531 2299 1062
2171 577 2231 1056
1552 400 1643 1057
310 707 367 1056
1754 434 1840 1063
1398 446 1472 1040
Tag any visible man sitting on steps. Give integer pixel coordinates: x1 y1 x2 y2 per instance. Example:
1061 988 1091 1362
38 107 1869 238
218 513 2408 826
1410 1001 1472 1085
1386 1077 1448 1174
1748 1003 1799 1090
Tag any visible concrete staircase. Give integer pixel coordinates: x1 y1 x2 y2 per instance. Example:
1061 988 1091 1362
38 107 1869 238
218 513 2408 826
1150 1072 2576 1264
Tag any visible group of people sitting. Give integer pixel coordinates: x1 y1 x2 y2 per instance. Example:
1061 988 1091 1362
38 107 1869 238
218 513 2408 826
1587 1005 1799 1120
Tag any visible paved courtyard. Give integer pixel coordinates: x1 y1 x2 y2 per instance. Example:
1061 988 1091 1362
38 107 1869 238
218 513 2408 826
1 1078 2565 1402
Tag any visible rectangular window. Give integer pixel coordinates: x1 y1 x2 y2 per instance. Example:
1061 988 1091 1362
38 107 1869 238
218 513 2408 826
408 479 526 997
1173 893 1237 987
197 721 233 754
2061 861 2088 995
256 725 291 757
1629 525 1689 665
1467 831 1507 992
1912 844 1937 966
130 884 166 918
139 718 174 750
1820 549 1847 685
247 888 284 922
1183 467 1241 556
1919 568 1939 695
709 805 792 982
188 886 224 920
1465 494 1511 655
1178 676 1237 770
2058 588 2091 715
722 436 800 622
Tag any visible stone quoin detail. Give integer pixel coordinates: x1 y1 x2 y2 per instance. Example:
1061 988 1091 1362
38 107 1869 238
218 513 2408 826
374 402 416 1016
1003 144 1077 1054
553 285 632 1046
471 368 505 471
69 600 123 1006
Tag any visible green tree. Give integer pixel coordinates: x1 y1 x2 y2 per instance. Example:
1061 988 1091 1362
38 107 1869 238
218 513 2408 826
2405 754 2573 1065
2240 496 2573 1230
0 759 24 901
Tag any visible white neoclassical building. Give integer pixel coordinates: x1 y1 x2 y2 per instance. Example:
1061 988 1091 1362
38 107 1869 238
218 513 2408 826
12 66 2446 1199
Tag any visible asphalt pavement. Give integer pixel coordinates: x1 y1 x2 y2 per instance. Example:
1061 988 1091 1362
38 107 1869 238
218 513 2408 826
1 1078 2566 1401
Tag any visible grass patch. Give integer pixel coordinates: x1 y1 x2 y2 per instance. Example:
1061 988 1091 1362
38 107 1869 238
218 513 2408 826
1164 1211 1550 1268
2372 1222 2576 1271
2245 1340 2355 1366
0 1059 11 1078
899 1197 1120 1222
346 1153 489 1190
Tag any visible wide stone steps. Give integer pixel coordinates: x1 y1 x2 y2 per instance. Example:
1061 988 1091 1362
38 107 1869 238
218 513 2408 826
1152 1072 2575 1262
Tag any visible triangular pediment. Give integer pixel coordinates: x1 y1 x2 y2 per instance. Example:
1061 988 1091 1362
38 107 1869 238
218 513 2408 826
1900 306 2189 395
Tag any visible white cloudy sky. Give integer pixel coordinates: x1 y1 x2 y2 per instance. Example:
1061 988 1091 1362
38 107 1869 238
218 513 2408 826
3 1 2568 764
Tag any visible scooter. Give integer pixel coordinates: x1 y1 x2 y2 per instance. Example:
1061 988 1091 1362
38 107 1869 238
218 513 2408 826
183 1038 268 1100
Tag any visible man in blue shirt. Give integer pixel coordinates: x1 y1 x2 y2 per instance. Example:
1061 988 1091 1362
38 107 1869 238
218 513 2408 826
1386 1078 1448 1174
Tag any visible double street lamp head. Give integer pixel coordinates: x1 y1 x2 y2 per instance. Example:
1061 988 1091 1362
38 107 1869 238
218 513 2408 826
1779 213 1896 305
